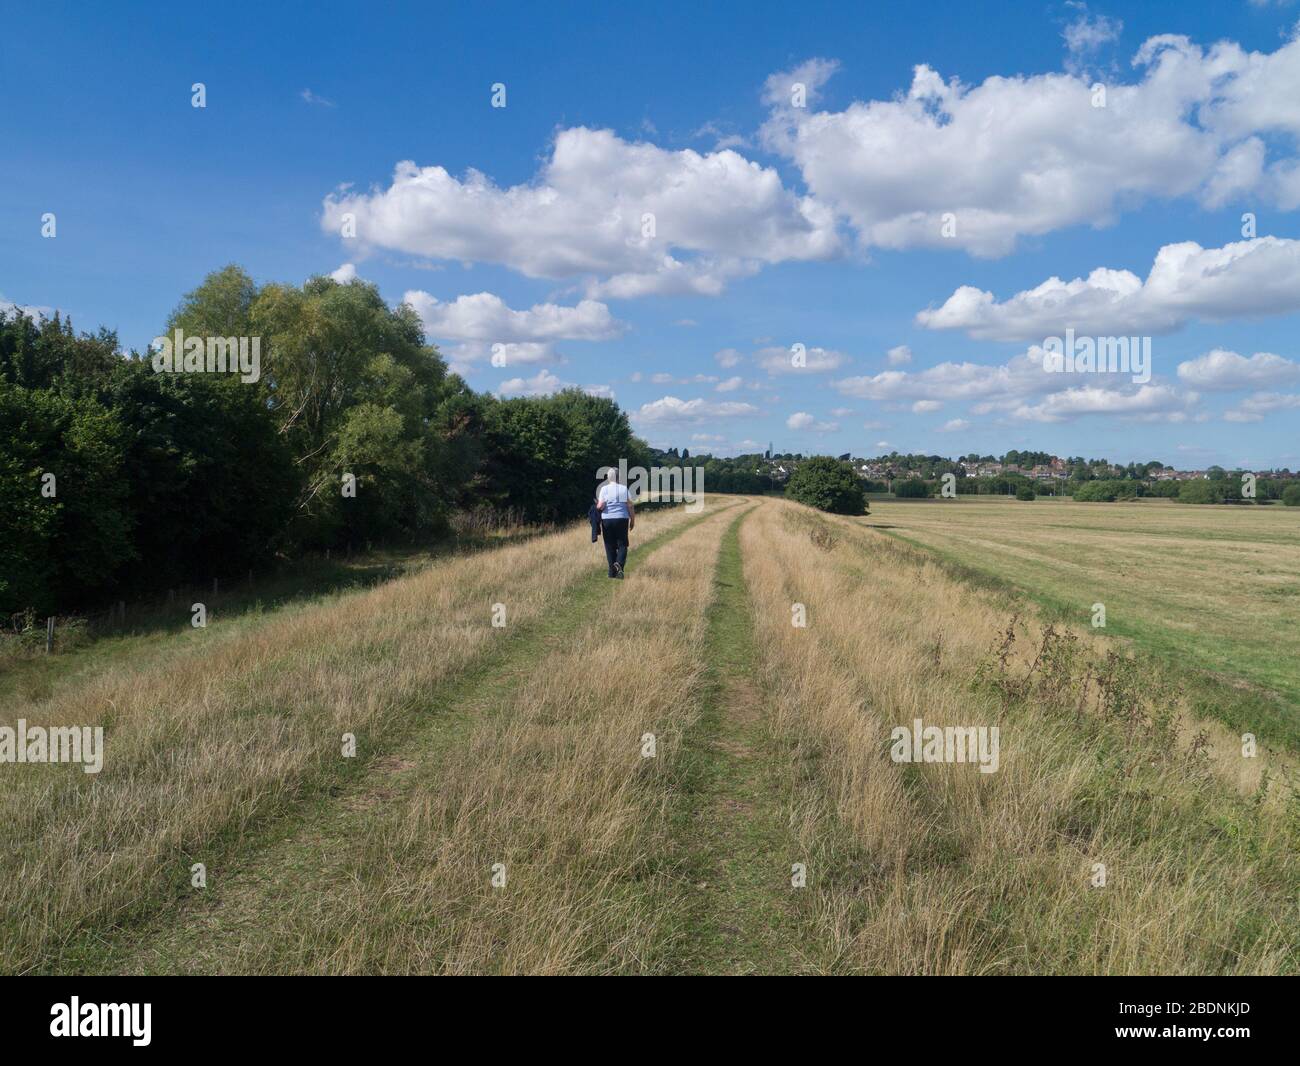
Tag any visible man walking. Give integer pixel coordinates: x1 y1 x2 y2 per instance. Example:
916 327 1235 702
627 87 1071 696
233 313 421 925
595 468 634 578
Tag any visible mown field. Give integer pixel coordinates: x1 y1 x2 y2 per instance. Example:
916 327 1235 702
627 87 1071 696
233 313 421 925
869 496 1300 750
1 495 1295 974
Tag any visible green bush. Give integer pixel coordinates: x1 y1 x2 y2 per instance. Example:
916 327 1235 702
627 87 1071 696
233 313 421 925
893 478 930 498
1015 485 1035 501
1283 484 1300 507
1073 479 1141 502
786 457 867 515
1178 479 1222 505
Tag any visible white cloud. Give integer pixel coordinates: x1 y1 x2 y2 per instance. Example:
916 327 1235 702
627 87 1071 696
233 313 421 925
404 290 624 372
1223 391 1300 422
329 263 358 283
300 89 336 108
0 295 52 319
1010 384 1197 423
631 395 761 426
650 372 719 386
938 418 971 432
323 127 841 297
761 34 1300 256
835 346 1201 423
1176 349 1300 391
495 368 612 399
786 411 840 433
714 347 743 368
404 291 623 343
1063 9 1122 57
886 344 913 366
756 345 847 375
716 376 744 392
835 349 1057 404
917 237 1300 340
762 58 841 113
496 369 566 397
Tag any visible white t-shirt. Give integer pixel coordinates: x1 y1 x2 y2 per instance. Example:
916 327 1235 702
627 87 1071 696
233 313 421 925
597 481 631 520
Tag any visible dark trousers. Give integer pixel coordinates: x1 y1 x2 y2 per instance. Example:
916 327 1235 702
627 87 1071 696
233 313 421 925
601 518 629 575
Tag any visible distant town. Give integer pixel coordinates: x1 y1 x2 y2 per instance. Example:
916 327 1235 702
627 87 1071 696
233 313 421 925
647 446 1300 502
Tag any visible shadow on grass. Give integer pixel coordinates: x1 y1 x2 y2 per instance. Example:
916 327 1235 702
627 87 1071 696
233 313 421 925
0 527 554 697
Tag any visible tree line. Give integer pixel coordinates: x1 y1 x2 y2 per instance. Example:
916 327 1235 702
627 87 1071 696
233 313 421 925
1 266 649 618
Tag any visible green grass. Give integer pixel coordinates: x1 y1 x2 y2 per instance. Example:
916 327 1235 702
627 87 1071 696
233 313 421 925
866 497 1300 751
660 506 818 975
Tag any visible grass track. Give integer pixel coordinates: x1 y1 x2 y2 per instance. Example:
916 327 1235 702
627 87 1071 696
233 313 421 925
660 505 819 974
78 501 737 974
11 502 728 975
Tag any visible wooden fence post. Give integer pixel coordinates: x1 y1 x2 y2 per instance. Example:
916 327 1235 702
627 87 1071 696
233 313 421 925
46 617 54 654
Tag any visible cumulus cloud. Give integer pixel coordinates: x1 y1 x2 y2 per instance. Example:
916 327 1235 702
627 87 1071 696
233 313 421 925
1009 384 1197 423
786 411 839 432
917 237 1300 340
938 418 971 432
495 368 612 399
714 347 744 368
1223 391 1300 422
631 395 761 426
1177 349 1300 391
329 263 358 283
755 345 847 374
403 290 624 371
404 291 623 343
886 344 913 366
835 346 1200 423
496 369 565 397
0 294 52 319
834 350 1057 404
322 127 841 297
761 34 1300 256
716 376 744 392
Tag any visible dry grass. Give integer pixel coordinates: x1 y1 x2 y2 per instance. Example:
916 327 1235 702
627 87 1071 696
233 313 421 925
741 499 1298 974
5 493 1294 975
0 503 705 974
116 500 743 973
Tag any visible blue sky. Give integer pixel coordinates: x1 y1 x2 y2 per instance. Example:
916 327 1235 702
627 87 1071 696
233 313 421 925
4 0 1300 468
